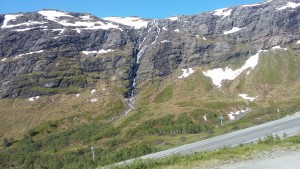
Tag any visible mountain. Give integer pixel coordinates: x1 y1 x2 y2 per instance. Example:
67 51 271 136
0 0 300 168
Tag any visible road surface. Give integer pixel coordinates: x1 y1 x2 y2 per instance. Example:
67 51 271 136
104 112 300 168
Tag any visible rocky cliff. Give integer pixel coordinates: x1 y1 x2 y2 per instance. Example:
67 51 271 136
0 0 300 99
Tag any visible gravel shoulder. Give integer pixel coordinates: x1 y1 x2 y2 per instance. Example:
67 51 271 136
217 150 300 169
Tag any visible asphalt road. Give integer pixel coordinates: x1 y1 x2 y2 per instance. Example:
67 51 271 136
105 112 300 168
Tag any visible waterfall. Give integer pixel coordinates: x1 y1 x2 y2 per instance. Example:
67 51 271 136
125 20 160 115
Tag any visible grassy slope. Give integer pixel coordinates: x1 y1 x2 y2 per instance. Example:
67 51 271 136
0 81 125 140
0 44 299 168
112 134 300 169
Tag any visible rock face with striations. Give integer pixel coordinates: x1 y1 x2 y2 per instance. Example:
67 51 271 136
0 0 300 98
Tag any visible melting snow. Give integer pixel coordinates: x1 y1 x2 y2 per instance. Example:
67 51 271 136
271 46 287 50
2 21 48 29
179 68 194 79
174 29 180 33
60 20 119 30
48 28 65 38
167 17 178 21
1 14 22 28
213 8 232 18
14 26 47 32
239 94 256 102
14 50 44 59
224 27 244 35
242 4 261 7
82 49 114 55
98 49 114 54
228 108 250 120
160 40 170 43
1 58 7 62
91 89 97 94
102 17 148 29
203 50 266 88
80 15 92 20
136 20 160 63
28 96 40 102
277 2 300 10
38 10 73 21
90 98 98 102
75 28 81 33
38 10 120 30
82 51 97 55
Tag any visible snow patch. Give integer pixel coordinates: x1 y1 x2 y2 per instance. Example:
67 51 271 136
39 10 120 30
228 108 250 120
203 50 266 88
14 26 47 32
224 27 244 35
59 20 119 30
2 21 48 29
91 89 97 94
174 29 179 33
1 58 7 62
297 40 300 44
75 28 81 33
242 4 261 7
98 49 114 54
82 49 114 55
82 51 97 55
277 2 300 10
28 96 40 102
167 17 178 21
271 46 287 51
162 27 168 31
239 94 256 102
14 50 44 59
203 116 207 121
76 94 80 97
160 40 170 43
179 68 194 79
38 10 73 21
202 37 207 41
1 14 22 28
102 17 148 29
90 98 98 102
213 8 232 18
80 15 92 20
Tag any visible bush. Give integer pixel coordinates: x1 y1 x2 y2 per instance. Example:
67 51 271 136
2 137 14 147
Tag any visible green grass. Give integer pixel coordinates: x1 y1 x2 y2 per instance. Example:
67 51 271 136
111 134 300 169
1 47 300 169
154 85 174 103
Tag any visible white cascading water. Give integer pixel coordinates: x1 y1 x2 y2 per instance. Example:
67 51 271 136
125 20 160 115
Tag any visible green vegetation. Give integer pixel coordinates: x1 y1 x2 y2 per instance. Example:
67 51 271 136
112 134 300 169
125 114 211 137
0 48 299 169
154 85 174 103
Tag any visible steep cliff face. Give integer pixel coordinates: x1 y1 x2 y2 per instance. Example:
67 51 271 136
0 11 142 98
136 0 300 84
0 0 300 99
